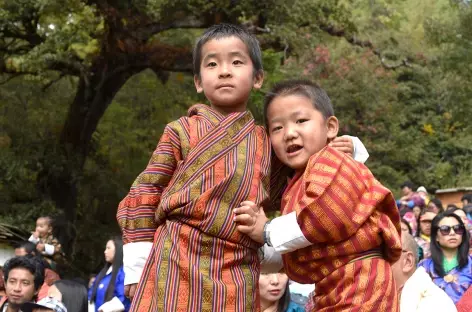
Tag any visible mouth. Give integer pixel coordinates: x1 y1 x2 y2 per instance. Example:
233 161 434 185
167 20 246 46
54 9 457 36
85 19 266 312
269 289 281 296
217 84 234 89
286 144 303 154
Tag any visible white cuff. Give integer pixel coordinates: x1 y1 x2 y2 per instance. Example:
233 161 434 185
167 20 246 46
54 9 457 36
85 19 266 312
260 244 284 273
98 296 125 312
268 212 312 254
123 242 153 285
29 235 40 244
349 136 369 163
44 244 55 256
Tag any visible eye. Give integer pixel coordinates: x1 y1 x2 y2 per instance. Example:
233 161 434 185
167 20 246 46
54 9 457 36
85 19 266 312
296 119 308 124
233 60 243 65
271 126 282 133
207 62 217 67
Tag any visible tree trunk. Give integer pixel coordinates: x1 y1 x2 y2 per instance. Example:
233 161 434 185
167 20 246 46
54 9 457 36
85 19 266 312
41 62 143 254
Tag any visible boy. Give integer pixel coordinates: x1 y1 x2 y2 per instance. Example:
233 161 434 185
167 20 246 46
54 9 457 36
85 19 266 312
234 80 402 311
117 25 364 312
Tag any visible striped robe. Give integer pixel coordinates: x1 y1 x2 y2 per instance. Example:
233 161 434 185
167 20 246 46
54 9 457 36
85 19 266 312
117 104 271 312
280 146 402 312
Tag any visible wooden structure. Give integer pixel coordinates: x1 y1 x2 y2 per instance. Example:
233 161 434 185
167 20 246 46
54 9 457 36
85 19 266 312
0 223 28 266
435 187 472 208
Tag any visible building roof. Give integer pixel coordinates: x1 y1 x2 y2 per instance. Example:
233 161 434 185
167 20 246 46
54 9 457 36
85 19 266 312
0 223 29 247
435 187 472 194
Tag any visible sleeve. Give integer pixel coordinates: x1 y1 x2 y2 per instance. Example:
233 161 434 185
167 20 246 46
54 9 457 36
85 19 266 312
348 136 369 163
294 149 397 244
29 235 39 244
268 212 312 254
259 244 284 273
116 123 182 284
44 244 55 255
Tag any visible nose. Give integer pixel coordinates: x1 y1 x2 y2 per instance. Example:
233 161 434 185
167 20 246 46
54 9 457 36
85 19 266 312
283 125 298 141
218 63 232 78
269 274 280 285
12 281 21 292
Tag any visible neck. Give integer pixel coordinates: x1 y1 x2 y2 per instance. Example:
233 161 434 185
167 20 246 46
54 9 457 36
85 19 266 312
442 248 458 261
210 103 247 115
260 298 278 312
6 303 20 312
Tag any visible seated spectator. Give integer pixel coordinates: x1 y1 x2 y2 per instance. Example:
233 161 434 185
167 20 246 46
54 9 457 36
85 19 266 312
88 237 129 312
397 181 425 216
401 218 413 235
418 211 472 304
447 204 459 211
14 241 60 301
462 194 472 208
41 279 87 312
417 186 430 205
427 198 444 214
403 212 418 236
0 256 45 312
259 273 304 312
415 210 437 259
392 231 456 311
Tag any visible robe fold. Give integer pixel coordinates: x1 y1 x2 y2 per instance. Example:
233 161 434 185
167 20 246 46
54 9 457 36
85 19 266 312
281 146 402 312
117 105 271 312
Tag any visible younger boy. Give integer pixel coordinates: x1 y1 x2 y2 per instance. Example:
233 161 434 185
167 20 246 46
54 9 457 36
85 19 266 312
234 79 402 311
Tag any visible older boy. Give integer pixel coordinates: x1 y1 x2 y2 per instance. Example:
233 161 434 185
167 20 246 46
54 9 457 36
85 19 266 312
235 80 402 311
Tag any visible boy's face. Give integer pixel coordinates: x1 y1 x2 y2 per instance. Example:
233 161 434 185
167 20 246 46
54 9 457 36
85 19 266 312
194 36 263 114
267 94 338 171
36 218 51 237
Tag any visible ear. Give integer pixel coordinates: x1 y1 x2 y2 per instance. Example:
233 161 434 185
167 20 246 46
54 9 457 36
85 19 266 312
194 75 203 93
326 116 339 140
403 251 415 274
252 70 264 90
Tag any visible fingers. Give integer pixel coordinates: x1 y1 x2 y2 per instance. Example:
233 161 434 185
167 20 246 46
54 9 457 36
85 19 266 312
233 214 255 226
234 205 256 216
124 285 130 297
236 225 253 234
129 284 137 299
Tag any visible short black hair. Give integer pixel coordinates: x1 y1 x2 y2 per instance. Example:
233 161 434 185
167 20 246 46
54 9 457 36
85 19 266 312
430 211 470 277
263 79 334 127
15 241 37 255
193 23 263 77
400 181 415 190
3 256 45 291
462 193 472 204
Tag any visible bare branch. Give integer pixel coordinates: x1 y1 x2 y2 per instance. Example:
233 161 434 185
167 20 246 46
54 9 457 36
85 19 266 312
0 73 23 85
131 16 210 41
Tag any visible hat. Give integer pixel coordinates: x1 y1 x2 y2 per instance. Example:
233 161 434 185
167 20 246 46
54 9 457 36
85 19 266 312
417 186 427 194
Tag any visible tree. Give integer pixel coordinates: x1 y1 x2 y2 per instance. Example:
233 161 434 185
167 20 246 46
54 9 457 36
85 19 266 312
1 0 360 249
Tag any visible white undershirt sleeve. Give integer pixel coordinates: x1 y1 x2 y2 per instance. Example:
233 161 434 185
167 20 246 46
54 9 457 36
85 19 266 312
268 212 312 254
123 242 153 285
347 135 369 163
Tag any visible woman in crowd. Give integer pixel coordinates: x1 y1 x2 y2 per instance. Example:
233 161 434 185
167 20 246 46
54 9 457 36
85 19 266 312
419 211 472 304
259 273 304 312
88 237 130 312
427 198 444 214
415 210 437 259
40 279 88 312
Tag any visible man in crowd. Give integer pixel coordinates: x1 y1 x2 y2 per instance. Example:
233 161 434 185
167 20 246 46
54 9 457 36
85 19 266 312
391 231 456 311
0 256 45 312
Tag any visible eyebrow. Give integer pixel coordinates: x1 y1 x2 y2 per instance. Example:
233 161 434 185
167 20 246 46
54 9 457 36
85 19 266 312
202 51 248 63
270 110 305 124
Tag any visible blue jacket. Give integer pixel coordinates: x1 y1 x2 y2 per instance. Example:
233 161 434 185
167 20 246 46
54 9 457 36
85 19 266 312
88 266 130 312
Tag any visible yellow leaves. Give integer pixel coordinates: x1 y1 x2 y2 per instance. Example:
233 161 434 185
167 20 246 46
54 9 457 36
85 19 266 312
423 123 435 135
69 39 99 60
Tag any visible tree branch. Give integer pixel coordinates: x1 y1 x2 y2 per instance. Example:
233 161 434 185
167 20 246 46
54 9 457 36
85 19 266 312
42 73 66 91
0 73 23 85
131 16 211 41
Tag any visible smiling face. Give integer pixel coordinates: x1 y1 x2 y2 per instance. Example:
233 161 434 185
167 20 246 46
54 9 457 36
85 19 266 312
436 217 463 250
194 36 263 114
267 94 338 171
259 273 289 304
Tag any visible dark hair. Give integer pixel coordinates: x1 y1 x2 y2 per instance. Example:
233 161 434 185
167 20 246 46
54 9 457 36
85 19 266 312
3 256 45 291
400 218 413 235
416 209 435 238
430 211 470 277
15 241 37 255
447 204 459 211
192 23 263 77
276 282 291 312
401 181 415 190
53 280 88 312
90 237 124 303
461 193 472 204
263 79 334 128
429 198 444 213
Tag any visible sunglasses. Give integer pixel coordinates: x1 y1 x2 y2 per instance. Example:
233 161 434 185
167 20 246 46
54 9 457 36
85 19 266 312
438 224 465 236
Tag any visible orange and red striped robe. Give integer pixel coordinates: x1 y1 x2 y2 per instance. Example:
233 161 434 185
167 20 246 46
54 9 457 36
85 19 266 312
117 104 270 312
280 146 402 312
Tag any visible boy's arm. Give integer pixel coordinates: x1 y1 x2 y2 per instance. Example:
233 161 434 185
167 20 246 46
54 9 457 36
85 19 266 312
117 123 181 286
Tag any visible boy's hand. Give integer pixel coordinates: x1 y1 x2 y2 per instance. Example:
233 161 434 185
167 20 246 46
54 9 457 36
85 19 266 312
125 284 137 300
233 201 268 244
36 243 45 252
32 230 40 239
329 136 354 157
